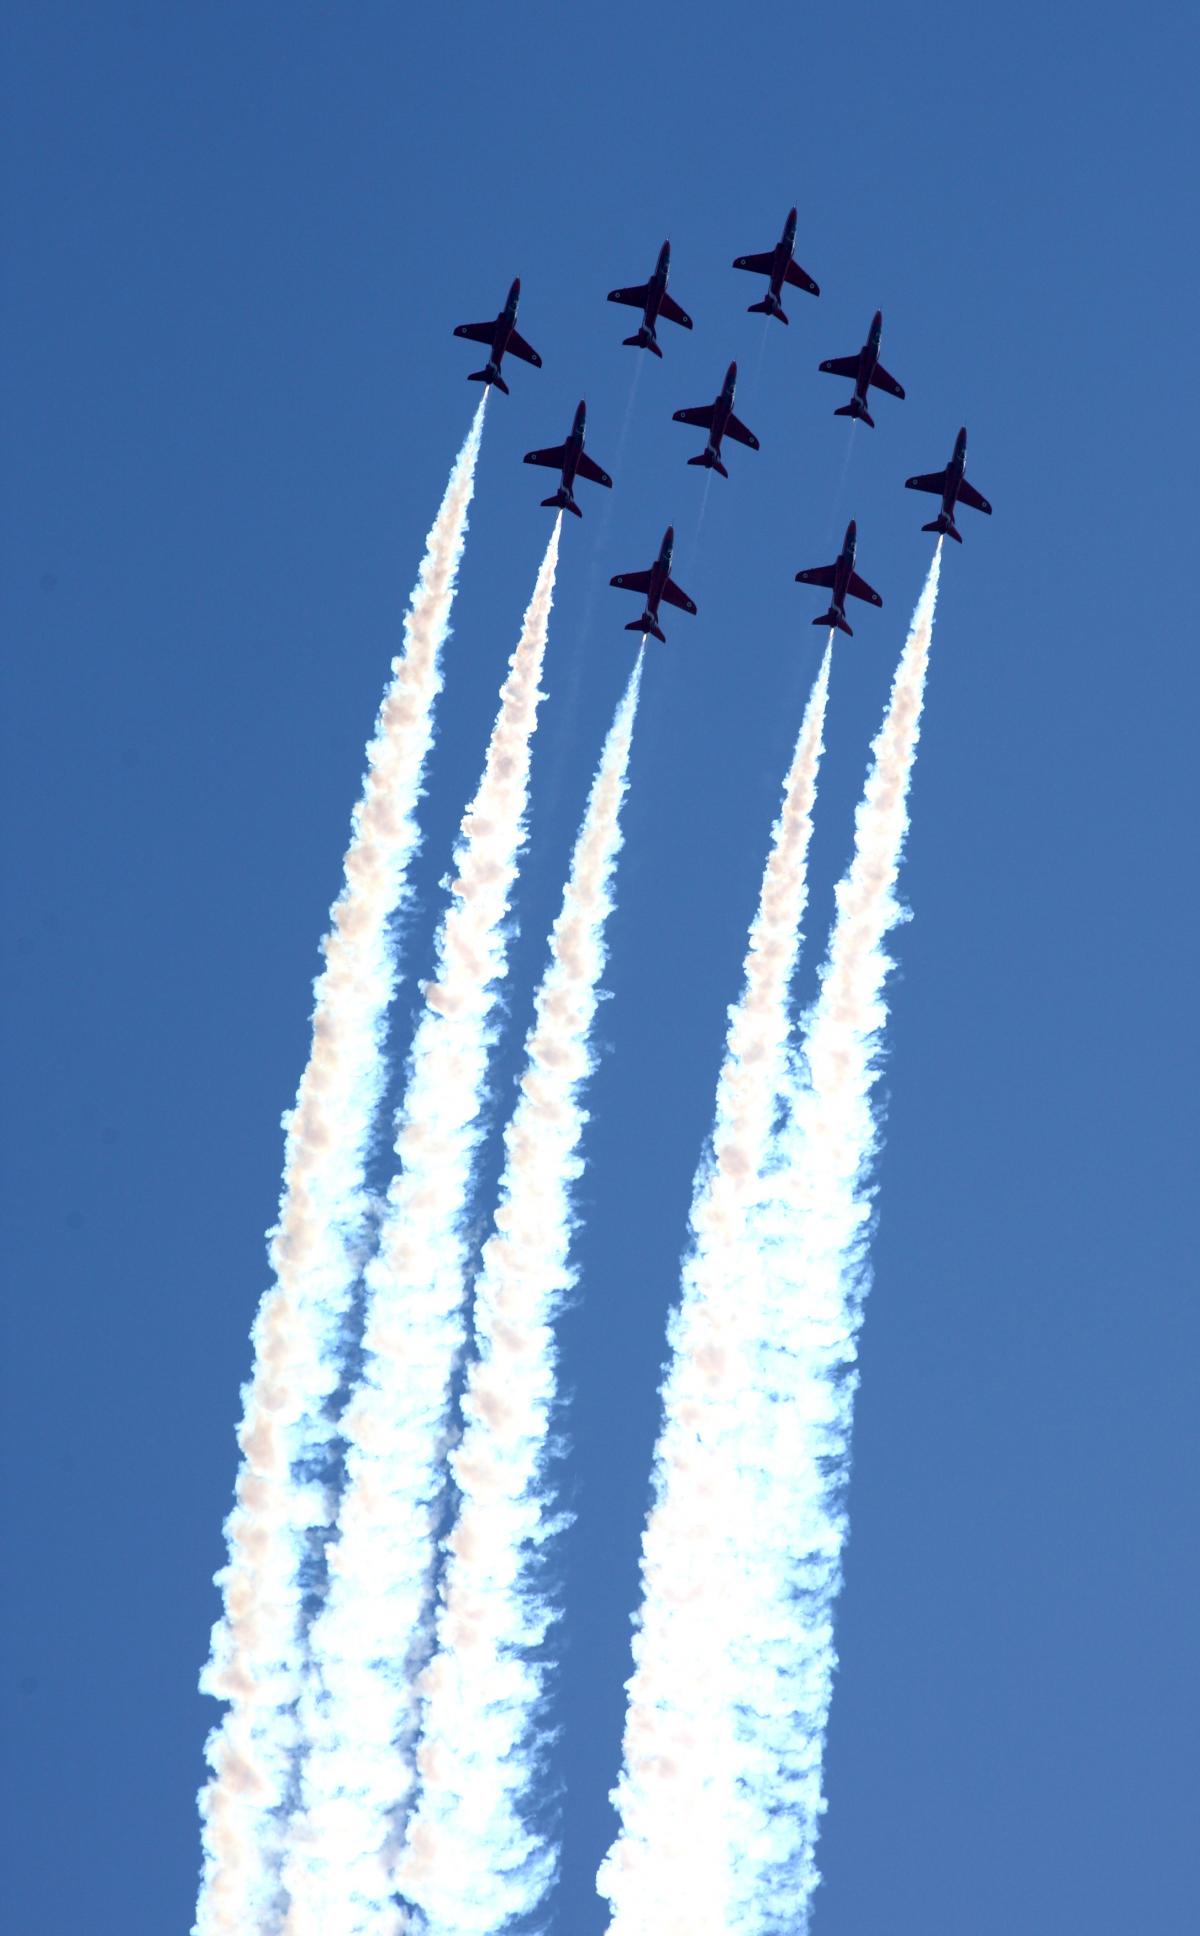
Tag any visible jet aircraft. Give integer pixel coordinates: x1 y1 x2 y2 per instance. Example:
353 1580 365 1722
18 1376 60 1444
610 527 697 643
607 240 694 356
523 401 613 518
795 520 882 636
818 311 905 427
452 278 541 394
672 362 760 478
905 427 992 541
732 207 820 323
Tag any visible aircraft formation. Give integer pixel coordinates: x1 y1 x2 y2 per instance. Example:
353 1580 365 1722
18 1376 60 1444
452 206 992 640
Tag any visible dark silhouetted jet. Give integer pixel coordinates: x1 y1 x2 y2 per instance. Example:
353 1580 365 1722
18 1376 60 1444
905 427 992 542
610 526 697 644
672 362 760 478
732 207 820 323
795 520 882 636
818 311 906 427
608 240 694 356
453 278 541 395
523 401 613 519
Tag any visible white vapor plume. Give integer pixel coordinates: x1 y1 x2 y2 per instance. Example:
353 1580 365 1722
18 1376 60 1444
733 545 943 1930
399 655 646 1935
195 402 487 1936
281 519 562 1936
598 645 833 1936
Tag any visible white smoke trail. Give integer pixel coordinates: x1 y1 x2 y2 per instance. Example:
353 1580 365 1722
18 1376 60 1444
195 403 487 1936
598 645 833 1936
281 519 562 1936
732 545 943 1930
398 655 645 1935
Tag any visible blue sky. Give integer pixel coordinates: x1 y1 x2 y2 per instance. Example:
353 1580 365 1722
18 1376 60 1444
2 4 1196 1932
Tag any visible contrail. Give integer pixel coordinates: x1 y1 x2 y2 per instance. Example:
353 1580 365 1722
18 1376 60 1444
598 644 833 1936
194 402 486 1936
398 655 645 1935
732 544 943 1931
281 519 563 1936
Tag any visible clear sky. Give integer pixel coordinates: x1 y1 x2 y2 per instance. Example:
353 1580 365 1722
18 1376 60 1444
2 4 1197 1932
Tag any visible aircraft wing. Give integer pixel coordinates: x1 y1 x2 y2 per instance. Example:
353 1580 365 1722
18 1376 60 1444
795 563 837 589
957 477 993 514
673 404 716 430
611 569 652 594
819 355 860 378
870 362 905 399
847 570 883 607
523 443 567 471
725 413 759 450
661 577 697 615
905 469 948 496
608 282 649 309
576 451 613 488
658 291 693 329
454 320 496 344
507 329 542 368
784 260 820 295
732 250 775 274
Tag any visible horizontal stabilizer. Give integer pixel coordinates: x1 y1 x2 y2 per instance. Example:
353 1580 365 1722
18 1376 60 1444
815 608 853 636
624 330 662 356
627 614 666 644
542 490 582 518
687 453 728 478
748 297 788 324
468 367 507 394
923 515 962 542
835 400 875 428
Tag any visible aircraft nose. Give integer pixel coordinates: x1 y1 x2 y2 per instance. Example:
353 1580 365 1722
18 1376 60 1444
727 361 738 384
664 526 675 546
846 520 857 542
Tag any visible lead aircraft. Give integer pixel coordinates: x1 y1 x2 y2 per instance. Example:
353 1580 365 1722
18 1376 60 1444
607 240 694 356
452 277 541 394
732 206 820 322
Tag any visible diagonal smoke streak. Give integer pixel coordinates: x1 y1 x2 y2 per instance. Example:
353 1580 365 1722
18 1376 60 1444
195 402 487 1936
598 645 833 1936
398 654 645 1936
280 519 563 1936
735 545 943 1931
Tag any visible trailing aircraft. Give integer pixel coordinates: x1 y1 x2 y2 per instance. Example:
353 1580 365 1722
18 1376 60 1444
905 427 992 541
523 401 612 518
610 527 697 644
452 278 541 394
795 520 882 636
672 361 760 478
818 310 905 427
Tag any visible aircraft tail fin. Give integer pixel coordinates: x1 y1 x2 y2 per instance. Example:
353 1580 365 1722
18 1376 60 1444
747 296 788 324
542 489 582 518
922 513 961 543
815 608 853 637
686 452 728 479
623 329 662 357
835 399 875 428
468 365 508 395
627 613 666 645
